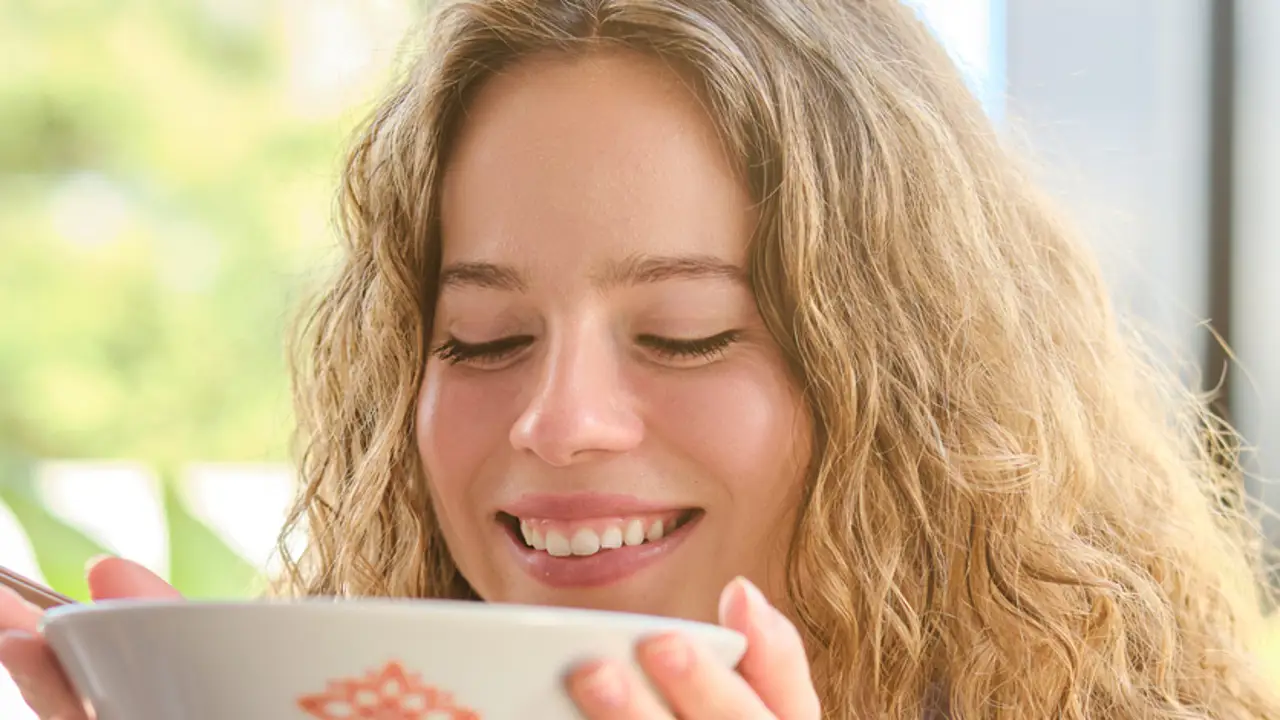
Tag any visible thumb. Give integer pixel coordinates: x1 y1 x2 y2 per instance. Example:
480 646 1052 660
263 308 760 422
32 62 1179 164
718 576 820 720
86 556 182 601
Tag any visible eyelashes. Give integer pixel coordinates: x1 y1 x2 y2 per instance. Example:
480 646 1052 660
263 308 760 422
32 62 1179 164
430 335 533 365
430 330 741 367
637 330 739 361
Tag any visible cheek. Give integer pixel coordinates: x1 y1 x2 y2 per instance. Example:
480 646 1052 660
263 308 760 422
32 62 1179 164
416 364 521 497
644 358 811 498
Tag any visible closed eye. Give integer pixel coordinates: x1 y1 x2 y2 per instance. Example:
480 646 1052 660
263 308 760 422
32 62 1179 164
431 335 533 366
638 330 740 362
430 330 741 367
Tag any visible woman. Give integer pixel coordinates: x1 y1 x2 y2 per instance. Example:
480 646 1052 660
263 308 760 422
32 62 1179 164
3 0 1277 717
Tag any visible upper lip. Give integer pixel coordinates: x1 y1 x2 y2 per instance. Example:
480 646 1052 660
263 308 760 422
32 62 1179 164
499 493 695 520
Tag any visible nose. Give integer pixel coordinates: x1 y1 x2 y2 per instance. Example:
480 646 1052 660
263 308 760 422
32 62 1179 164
509 328 644 466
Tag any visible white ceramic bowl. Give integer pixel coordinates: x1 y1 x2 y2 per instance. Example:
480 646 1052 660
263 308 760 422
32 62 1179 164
41 598 746 720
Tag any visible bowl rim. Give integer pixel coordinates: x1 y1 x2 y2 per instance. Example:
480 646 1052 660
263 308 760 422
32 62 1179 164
40 597 746 648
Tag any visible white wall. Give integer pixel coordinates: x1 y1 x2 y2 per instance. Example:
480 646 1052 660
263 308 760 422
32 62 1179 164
1004 0 1215 368
1233 0 1280 533
1005 0 1280 537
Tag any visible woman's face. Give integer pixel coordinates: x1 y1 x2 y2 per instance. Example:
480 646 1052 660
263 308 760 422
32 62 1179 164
416 51 812 623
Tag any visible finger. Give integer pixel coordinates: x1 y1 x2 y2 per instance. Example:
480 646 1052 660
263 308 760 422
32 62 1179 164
86 556 181 601
566 658 674 720
636 632 773 720
0 587 42 635
719 576 820 719
0 631 90 720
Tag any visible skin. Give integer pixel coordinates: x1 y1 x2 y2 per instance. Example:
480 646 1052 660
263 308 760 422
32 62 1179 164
0 557 180 720
418 51 812 622
0 52 822 718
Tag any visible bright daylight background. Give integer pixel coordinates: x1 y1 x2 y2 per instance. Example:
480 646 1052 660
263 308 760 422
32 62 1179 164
2 0 1278 715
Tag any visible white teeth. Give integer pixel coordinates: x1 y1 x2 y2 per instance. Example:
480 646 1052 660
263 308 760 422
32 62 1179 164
646 520 665 541
600 526 623 549
519 515 685 555
570 528 601 556
544 531 571 557
623 519 646 546
517 520 547 550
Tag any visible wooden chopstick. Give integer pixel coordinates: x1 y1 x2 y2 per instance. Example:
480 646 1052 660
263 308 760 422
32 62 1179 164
0 565 75 610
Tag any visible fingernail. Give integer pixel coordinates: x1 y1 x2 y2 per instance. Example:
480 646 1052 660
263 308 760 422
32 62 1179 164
720 576 771 628
741 576 768 604
641 633 692 676
573 661 628 707
0 629 33 650
718 577 742 622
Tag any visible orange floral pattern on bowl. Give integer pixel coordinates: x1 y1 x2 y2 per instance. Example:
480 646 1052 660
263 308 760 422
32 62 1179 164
297 660 481 719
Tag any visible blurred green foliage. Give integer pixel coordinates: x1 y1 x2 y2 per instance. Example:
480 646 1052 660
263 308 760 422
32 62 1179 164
0 0 420 596
0 478 111 602
0 0 383 467
160 467 264 598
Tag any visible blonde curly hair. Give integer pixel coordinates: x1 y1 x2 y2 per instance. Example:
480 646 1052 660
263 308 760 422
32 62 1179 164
274 0 1280 716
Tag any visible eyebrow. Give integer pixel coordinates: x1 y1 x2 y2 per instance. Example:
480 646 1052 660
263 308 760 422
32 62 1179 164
437 254 745 292
438 262 527 292
597 254 745 288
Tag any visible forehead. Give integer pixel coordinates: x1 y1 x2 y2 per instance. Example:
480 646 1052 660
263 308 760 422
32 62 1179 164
438 50 754 273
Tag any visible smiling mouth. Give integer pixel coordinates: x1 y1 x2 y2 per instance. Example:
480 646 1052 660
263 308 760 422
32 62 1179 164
496 509 702 558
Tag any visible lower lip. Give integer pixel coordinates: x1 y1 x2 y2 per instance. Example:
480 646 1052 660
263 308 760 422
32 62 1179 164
500 512 701 589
